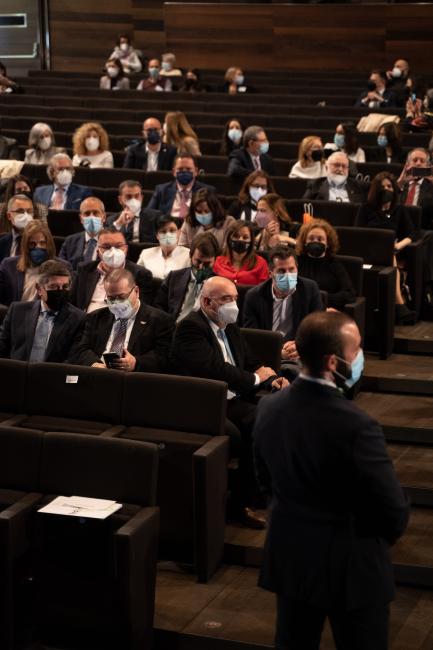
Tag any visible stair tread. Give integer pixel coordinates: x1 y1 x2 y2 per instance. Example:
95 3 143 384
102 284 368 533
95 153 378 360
356 392 433 428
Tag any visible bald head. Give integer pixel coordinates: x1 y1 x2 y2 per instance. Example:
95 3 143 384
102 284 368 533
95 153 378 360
202 275 236 299
201 276 238 326
80 196 106 217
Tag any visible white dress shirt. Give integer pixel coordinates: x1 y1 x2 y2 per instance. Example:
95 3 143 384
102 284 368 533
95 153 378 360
137 245 190 279
145 143 160 172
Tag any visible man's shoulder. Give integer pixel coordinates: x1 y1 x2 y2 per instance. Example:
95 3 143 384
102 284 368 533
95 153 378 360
228 148 247 161
85 306 110 323
161 143 177 154
76 259 98 274
0 255 19 270
141 302 173 324
246 279 271 299
63 302 86 321
127 140 145 153
126 259 152 279
64 231 84 244
153 180 175 193
297 275 321 294
177 308 208 330
167 267 191 284
8 299 37 316
306 178 326 190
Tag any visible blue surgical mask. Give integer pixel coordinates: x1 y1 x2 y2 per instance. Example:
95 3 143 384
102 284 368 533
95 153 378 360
161 61 171 72
377 135 388 148
274 272 297 293
259 142 269 155
29 248 48 266
334 349 364 389
228 128 242 143
82 216 103 236
195 212 213 226
148 67 159 78
176 171 194 186
334 133 345 149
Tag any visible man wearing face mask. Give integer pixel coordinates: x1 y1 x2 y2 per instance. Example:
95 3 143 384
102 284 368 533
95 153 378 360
59 197 106 270
253 311 408 650
386 58 413 108
123 117 177 171
136 60 169 93
0 260 85 363
172 275 288 528
33 153 92 210
107 180 162 244
355 70 397 109
147 154 215 217
154 232 219 321
70 227 152 313
243 247 322 379
303 152 365 203
0 195 35 262
227 125 275 179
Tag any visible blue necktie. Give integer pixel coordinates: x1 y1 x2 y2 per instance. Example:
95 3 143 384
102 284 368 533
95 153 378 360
217 328 236 365
29 311 55 362
110 318 129 356
83 237 97 263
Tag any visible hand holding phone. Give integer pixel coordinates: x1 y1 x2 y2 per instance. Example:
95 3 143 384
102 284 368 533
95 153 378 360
102 352 120 368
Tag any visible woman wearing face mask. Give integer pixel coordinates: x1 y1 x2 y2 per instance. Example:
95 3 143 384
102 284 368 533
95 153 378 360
296 219 356 310
24 122 66 165
289 135 327 179
108 35 142 74
0 221 69 306
72 122 113 169
371 122 405 164
358 172 418 324
99 59 130 90
223 67 250 95
213 221 268 286
179 189 235 249
137 215 190 279
163 111 201 157
325 122 365 164
159 53 183 79
227 171 276 222
219 118 245 157
179 69 206 93
0 175 47 226
255 194 300 252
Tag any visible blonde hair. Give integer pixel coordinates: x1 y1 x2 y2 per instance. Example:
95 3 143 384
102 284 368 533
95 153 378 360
72 122 110 156
164 111 198 150
224 67 238 83
298 135 323 168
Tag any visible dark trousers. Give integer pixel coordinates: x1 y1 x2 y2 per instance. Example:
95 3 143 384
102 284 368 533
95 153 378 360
226 397 259 511
276 595 390 650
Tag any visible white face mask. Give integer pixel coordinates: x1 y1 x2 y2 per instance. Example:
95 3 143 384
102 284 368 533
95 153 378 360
120 43 129 52
107 67 118 78
56 169 73 186
159 232 178 247
102 247 125 268
216 300 239 325
107 298 135 320
249 187 267 203
85 136 99 152
39 135 52 151
125 198 142 215
12 212 33 230
327 172 348 187
392 66 402 78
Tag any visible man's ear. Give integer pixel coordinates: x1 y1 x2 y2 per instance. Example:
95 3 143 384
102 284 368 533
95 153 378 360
325 353 337 373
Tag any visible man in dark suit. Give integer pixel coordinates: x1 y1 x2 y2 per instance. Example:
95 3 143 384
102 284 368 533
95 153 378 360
303 151 366 202
106 179 162 243
59 196 106 270
33 153 92 210
172 275 288 528
0 259 85 362
243 246 323 374
0 194 35 263
147 154 215 216
123 117 177 171
70 227 153 313
227 125 275 179
253 311 409 649
74 268 173 373
398 148 433 229
154 232 219 320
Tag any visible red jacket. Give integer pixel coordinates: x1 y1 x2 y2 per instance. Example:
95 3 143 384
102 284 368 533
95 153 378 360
213 254 269 286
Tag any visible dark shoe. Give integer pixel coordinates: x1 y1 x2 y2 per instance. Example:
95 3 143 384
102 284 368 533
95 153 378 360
242 507 267 529
395 304 416 325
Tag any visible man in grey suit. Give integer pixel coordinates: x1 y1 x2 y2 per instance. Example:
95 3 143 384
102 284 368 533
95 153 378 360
59 197 107 270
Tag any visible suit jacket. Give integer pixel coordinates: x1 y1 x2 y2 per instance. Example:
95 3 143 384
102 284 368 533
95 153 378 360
0 233 13 264
59 231 89 270
153 267 191 317
106 207 162 243
0 300 85 362
171 308 262 396
123 141 177 171
74 302 174 372
253 377 409 610
33 183 92 210
242 277 323 338
70 259 153 312
354 88 397 109
303 177 366 202
227 147 275 179
147 180 216 215
0 256 71 307
400 178 433 230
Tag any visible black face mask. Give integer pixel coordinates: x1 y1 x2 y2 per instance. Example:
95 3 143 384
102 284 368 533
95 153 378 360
380 189 394 204
146 129 161 145
45 289 70 312
311 149 324 162
366 80 376 91
305 241 326 258
230 240 250 254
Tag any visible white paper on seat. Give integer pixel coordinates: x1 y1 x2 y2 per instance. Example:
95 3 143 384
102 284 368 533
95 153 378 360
362 264 373 269
38 495 122 519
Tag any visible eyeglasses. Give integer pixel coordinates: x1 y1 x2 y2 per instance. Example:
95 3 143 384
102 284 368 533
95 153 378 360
11 209 34 215
98 243 126 251
105 286 135 303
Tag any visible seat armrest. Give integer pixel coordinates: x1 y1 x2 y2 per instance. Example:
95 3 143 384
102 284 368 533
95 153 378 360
377 267 396 359
0 492 43 555
344 296 366 344
0 415 28 427
100 424 126 438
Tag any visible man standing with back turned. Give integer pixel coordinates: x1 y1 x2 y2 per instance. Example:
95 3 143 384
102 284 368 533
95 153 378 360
253 311 409 650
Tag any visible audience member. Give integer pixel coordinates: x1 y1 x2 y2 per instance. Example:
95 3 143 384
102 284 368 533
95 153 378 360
136 59 168 92
163 111 201 157
213 221 269 286
59 197 106 270
0 61 21 93
386 58 413 107
154 233 219 321
296 219 356 310
227 171 275 222
137 214 190 280
0 194 36 263
72 122 113 168
179 69 206 93
172 275 287 528
179 188 235 249
355 69 396 109
33 153 92 210
147 154 215 217
255 194 299 252
289 136 326 179
108 34 142 74
223 67 249 94
70 227 152 313
370 122 405 164
107 180 162 243
24 122 65 165
0 174 48 224
74 268 173 372
0 129 19 160
123 117 177 171
0 220 66 306
219 118 245 157
227 125 275 179
99 59 130 90
325 122 365 163
397 148 433 229
159 53 183 91
404 88 433 134
303 151 365 202
0 260 84 362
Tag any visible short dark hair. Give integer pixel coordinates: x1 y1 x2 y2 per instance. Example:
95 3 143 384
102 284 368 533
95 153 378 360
38 260 71 286
187 189 226 228
268 246 297 269
155 214 178 232
190 232 220 259
173 153 198 169
296 311 353 376
119 179 143 194
104 268 134 287
98 226 126 240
